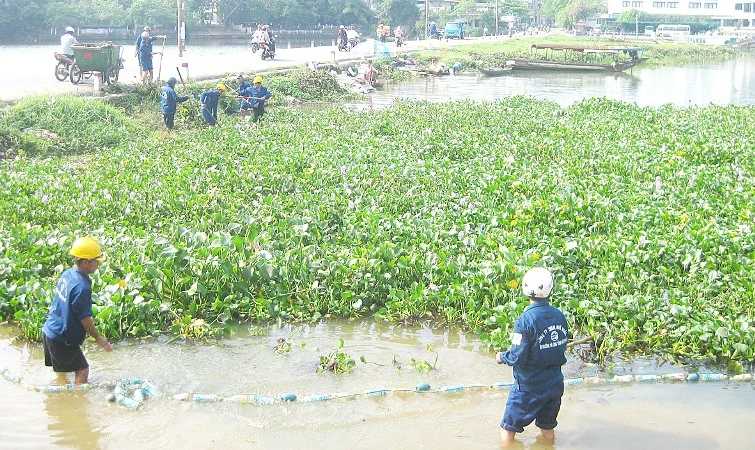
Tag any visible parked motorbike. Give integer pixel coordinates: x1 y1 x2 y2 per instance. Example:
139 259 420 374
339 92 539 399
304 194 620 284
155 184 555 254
54 52 74 82
395 36 404 47
347 37 359 51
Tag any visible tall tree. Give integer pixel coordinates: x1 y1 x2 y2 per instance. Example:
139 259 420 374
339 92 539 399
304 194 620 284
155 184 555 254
377 0 419 30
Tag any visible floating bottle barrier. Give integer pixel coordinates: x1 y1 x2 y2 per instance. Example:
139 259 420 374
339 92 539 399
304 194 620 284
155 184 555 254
4 367 754 410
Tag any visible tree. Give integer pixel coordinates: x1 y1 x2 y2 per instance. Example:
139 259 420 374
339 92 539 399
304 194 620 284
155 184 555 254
539 0 570 22
129 0 176 28
567 0 606 23
0 0 45 41
377 0 419 30
501 0 531 22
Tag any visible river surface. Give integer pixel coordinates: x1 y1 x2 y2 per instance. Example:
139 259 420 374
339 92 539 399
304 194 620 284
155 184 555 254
359 55 755 108
1 322 754 449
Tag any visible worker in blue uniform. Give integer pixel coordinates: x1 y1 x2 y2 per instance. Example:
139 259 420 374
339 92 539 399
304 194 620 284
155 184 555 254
199 83 227 127
160 77 189 130
496 267 569 446
241 75 272 124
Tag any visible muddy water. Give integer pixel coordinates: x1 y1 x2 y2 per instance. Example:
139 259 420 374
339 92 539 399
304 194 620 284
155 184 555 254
359 55 755 108
1 322 753 449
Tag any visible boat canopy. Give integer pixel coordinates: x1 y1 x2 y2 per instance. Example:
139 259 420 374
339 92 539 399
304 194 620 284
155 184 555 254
531 44 645 53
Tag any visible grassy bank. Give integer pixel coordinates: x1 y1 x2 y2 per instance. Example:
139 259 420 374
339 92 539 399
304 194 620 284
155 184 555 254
1 91 754 371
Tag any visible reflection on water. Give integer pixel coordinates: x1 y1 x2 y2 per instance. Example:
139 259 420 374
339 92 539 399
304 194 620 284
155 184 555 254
358 56 755 108
2 322 755 449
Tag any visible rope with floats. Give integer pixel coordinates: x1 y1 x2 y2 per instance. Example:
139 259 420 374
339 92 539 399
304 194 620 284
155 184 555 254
171 372 755 405
3 368 753 409
1 369 156 409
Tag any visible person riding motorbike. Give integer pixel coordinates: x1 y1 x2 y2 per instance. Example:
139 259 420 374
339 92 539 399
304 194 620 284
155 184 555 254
263 25 276 53
251 24 264 52
337 25 348 51
394 26 404 47
60 26 77 61
346 25 360 50
429 21 438 39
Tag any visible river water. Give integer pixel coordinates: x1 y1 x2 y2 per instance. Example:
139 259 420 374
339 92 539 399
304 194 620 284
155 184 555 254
1 322 754 449
362 54 755 108
3 42 755 449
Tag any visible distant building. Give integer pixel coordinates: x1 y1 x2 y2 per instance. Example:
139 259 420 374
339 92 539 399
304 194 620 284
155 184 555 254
605 0 755 31
416 0 460 13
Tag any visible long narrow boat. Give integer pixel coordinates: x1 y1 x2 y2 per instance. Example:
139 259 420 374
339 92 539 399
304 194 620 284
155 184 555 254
505 44 648 72
478 66 513 76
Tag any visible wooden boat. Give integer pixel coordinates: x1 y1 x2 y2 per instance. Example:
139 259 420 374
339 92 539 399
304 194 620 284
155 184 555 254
505 44 648 72
478 66 513 76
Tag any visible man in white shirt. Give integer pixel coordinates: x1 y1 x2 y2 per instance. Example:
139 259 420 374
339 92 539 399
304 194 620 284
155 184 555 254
60 26 77 59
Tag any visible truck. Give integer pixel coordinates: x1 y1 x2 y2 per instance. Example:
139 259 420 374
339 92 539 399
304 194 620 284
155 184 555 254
443 21 465 39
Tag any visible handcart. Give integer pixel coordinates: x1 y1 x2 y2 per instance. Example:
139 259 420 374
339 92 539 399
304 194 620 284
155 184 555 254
69 43 124 85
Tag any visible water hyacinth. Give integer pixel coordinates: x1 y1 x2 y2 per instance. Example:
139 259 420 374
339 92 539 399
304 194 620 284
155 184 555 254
0 96 754 365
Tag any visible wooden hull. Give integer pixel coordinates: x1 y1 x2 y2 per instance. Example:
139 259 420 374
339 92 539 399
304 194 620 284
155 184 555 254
505 58 647 72
478 66 513 76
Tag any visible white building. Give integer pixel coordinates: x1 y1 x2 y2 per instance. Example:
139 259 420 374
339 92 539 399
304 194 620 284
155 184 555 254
606 0 755 30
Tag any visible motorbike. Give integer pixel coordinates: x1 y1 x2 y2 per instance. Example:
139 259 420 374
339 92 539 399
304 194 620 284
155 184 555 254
337 37 348 52
54 52 74 82
347 37 359 51
251 35 260 53
395 35 404 47
260 39 275 60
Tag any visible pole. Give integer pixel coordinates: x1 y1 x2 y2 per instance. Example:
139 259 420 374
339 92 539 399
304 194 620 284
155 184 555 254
425 0 429 40
495 0 499 36
635 12 639 36
157 37 166 81
177 0 186 57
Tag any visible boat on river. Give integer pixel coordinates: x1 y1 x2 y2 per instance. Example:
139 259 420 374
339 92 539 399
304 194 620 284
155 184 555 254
505 44 648 72
478 66 513 76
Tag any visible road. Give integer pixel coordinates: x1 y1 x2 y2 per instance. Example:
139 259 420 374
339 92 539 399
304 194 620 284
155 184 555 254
1 37 496 102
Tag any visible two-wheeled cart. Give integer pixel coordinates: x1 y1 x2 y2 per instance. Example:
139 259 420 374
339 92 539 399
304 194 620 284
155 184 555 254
69 43 123 85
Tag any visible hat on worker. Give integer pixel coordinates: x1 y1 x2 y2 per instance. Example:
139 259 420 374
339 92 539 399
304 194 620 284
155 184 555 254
253 76 262 83
141 31 149 39
69 237 106 262
167 77 177 86
217 83 227 93
65 26 75 33
144 26 151 31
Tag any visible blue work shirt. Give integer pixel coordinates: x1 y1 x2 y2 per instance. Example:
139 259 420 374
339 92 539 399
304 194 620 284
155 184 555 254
499 301 568 391
42 268 94 346
199 90 221 119
138 36 157 57
161 85 188 114
243 85 272 108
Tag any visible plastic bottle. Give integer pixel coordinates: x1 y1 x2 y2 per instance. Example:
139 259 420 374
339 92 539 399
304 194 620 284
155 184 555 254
439 384 464 393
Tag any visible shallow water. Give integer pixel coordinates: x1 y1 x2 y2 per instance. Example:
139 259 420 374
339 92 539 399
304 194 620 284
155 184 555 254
354 55 755 108
2 322 753 449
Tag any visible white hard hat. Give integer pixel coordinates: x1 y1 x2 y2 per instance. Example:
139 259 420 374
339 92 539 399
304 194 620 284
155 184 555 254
521 267 554 299
66 26 75 33
141 31 149 39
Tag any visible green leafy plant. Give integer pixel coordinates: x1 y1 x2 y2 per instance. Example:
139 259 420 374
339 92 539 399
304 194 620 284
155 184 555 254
317 338 356 374
410 345 439 373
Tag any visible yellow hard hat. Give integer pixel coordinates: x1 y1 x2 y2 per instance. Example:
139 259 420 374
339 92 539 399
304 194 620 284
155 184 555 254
69 237 106 261
253 76 263 83
217 83 226 93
